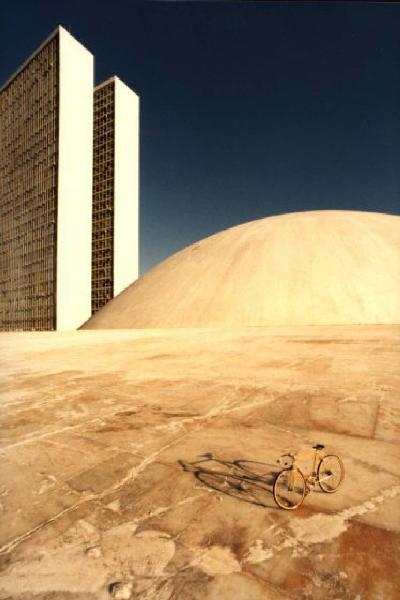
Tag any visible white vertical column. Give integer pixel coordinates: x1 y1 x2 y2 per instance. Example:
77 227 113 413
113 77 139 296
57 27 93 330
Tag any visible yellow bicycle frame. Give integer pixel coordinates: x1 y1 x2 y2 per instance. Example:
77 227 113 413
290 447 321 488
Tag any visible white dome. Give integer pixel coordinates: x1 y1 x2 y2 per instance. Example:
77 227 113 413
83 210 400 329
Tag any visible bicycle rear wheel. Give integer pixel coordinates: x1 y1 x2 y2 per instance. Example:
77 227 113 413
273 468 306 510
318 455 345 493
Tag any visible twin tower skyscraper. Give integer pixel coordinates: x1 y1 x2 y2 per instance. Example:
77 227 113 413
0 26 139 331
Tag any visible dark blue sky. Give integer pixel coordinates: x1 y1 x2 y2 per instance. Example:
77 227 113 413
1 1 399 273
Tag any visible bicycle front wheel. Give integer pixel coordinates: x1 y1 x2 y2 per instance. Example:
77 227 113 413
318 455 345 493
273 468 306 510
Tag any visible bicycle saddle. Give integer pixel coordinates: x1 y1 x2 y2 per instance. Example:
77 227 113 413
313 444 325 450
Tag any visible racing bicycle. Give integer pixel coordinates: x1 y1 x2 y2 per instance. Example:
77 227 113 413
273 444 345 510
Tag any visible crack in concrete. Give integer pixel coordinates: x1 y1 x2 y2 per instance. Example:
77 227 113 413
0 389 253 557
0 414 115 453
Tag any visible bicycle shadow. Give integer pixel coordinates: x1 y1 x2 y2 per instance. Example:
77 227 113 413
178 452 280 509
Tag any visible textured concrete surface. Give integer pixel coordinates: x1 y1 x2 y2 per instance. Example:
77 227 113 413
83 211 400 329
0 325 399 599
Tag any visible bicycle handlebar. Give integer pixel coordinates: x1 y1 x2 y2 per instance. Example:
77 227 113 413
277 453 295 466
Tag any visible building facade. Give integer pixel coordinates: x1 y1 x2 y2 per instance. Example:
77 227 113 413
92 77 139 315
0 33 60 330
0 27 139 331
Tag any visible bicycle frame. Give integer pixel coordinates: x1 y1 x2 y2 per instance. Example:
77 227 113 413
287 447 334 489
296 447 319 476
288 447 321 489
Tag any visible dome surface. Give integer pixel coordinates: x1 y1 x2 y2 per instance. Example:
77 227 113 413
83 210 400 329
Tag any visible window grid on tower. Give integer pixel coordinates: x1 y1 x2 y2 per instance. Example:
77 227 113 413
92 81 115 315
0 35 59 331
